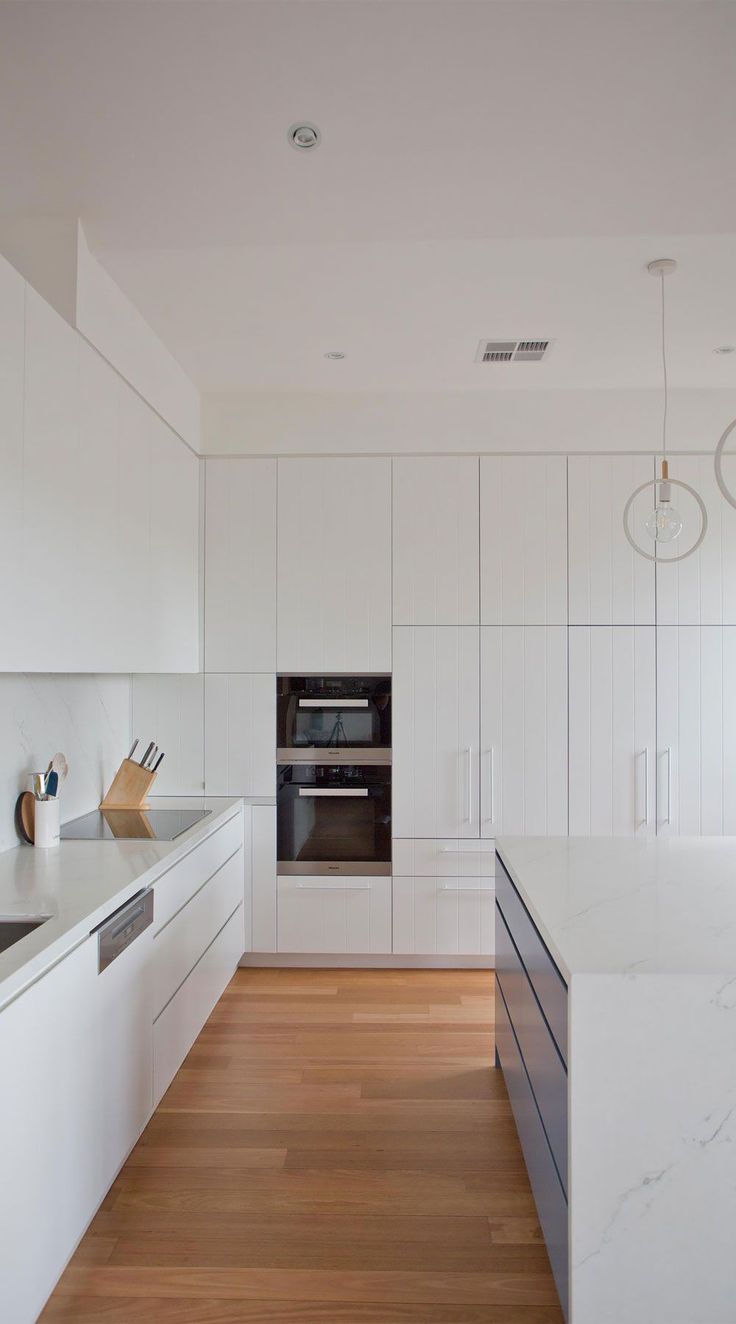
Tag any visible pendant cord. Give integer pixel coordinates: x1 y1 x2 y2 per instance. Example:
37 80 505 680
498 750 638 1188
660 271 668 462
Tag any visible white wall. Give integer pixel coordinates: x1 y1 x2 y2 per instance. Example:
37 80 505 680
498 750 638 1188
0 674 131 853
202 387 736 456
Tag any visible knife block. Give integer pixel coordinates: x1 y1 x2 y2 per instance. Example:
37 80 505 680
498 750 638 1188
100 758 158 811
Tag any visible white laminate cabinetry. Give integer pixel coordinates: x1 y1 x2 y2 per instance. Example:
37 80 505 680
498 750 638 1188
480 627 568 837
656 455 736 625
131 673 205 794
205 458 277 671
153 848 243 1018
392 838 495 878
392 877 494 956
149 414 200 672
252 802 278 951
480 456 567 624
392 626 480 839
204 673 275 796
569 626 656 836
392 456 479 624
656 627 736 835
568 455 655 625
153 902 244 1107
0 257 26 668
277 457 392 672
277 876 392 954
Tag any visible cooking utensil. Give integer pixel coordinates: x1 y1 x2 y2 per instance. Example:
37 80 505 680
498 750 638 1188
140 742 155 768
33 773 46 800
49 753 69 783
15 792 35 844
127 739 139 761
146 745 158 769
45 770 59 799
152 751 165 772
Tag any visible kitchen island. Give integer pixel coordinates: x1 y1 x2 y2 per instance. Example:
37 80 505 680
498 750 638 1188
495 836 736 1324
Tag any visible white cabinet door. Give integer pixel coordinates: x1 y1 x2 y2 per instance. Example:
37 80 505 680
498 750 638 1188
75 341 123 670
252 802 277 951
22 285 81 668
392 877 495 957
149 413 200 672
205 458 277 671
656 455 736 625
568 455 655 625
0 258 26 670
569 627 656 836
131 673 205 794
393 626 480 838
480 627 568 837
481 456 567 624
277 457 391 671
392 456 479 624
277 875 391 954
204 673 275 796
656 627 736 835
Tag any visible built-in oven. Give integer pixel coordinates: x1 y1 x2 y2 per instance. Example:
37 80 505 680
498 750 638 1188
277 762 391 875
277 675 391 762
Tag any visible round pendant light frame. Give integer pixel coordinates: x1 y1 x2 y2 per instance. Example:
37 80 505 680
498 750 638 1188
623 475 708 562
714 417 736 510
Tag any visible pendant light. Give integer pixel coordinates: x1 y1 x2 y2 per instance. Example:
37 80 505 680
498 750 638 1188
714 417 736 509
623 259 708 563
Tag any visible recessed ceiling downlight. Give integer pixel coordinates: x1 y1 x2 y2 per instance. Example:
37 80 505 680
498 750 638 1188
324 351 345 360
715 345 735 355
289 122 321 151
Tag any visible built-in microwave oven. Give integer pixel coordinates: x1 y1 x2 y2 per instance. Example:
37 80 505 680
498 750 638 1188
277 675 391 763
277 762 391 876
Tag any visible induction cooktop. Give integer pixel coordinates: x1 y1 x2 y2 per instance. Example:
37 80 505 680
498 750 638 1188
61 808 212 841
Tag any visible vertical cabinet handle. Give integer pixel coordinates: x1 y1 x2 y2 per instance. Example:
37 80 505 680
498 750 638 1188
665 746 672 826
465 747 473 824
643 747 650 826
483 747 495 827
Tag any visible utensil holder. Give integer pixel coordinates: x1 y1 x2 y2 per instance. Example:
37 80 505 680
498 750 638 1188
34 797 60 849
100 758 158 812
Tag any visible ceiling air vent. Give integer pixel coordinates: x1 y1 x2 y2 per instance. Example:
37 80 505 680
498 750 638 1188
476 339 551 363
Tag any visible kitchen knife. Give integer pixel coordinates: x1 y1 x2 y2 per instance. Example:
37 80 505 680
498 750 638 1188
152 751 165 772
146 744 158 769
128 739 139 761
140 742 155 767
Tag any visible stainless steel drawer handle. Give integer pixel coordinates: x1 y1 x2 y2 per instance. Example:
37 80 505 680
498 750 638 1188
295 882 371 891
298 699 369 708
298 788 369 797
439 884 492 893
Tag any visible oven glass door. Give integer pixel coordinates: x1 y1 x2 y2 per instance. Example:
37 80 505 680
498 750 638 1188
277 677 391 755
277 764 391 874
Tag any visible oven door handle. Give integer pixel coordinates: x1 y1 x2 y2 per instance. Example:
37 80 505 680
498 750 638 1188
297 787 369 797
298 699 370 708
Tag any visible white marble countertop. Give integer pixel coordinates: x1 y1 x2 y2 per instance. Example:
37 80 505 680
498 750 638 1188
496 835 736 980
0 796 244 1011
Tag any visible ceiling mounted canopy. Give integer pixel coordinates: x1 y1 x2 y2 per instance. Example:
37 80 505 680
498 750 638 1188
622 259 708 564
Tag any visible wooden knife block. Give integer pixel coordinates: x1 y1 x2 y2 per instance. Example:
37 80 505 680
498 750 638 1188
100 758 158 811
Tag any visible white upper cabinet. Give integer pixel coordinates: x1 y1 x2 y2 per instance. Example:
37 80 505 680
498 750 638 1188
148 412 200 672
480 627 568 838
392 456 479 624
569 627 656 836
481 455 567 624
0 270 199 673
392 626 480 839
0 257 26 670
568 455 655 625
204 672 275 797
205 458 277 671
656 455 736 625
277 458 391 672
656 627 736 835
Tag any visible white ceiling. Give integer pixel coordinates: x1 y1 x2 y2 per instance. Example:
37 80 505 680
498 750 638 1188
1 1 735 396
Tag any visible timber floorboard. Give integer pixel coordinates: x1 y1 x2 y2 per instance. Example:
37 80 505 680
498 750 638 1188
41 969 563 1324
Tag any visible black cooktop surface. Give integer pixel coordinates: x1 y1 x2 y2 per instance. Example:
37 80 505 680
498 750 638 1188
61 808 212 841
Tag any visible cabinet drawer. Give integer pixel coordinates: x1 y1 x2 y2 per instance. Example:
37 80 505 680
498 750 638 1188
153 901 244 1106
393 877 494 955
496 902 567 1191
153 847 244 1018
495 982 568 1321
393 838 495 878
496 857 567 1060
153 810 243 933
277 876 391 954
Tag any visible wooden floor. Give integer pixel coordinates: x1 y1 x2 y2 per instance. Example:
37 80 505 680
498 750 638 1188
42 969 563 1323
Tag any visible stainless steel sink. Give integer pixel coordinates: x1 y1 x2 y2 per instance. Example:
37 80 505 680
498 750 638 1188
0 918 50 954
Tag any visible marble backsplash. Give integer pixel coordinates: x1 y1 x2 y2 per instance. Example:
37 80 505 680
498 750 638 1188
0 674 131 854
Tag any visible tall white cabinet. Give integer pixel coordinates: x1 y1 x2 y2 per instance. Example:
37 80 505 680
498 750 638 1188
481 455 568 624
204 458 277 671
392 456 479 625
277 457 392 672
568 455 655 625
